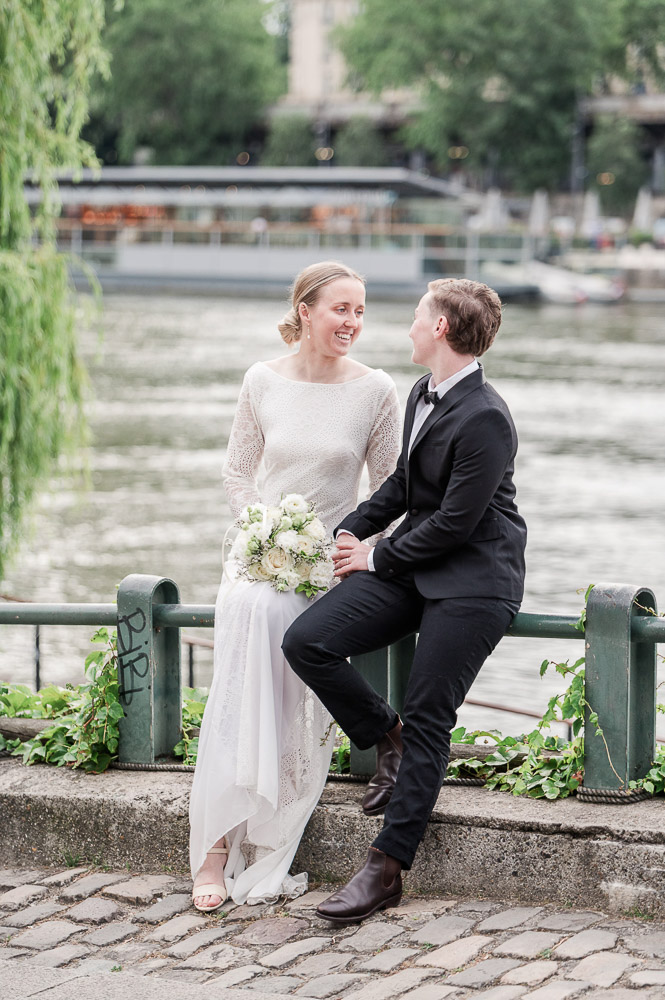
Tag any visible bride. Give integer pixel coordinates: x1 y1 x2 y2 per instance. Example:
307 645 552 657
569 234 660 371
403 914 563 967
189 260 401 910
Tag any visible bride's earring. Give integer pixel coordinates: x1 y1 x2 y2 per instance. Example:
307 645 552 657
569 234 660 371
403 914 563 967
306 324 311 340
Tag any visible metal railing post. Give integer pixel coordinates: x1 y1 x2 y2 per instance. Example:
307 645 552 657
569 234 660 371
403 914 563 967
388 633 416 716
349 648 388 776
349 634 416 776
34 625 41 691
116 574 182 764
584 582 657 791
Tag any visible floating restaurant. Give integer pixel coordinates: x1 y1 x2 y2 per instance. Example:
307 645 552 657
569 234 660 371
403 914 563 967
27 166 539 297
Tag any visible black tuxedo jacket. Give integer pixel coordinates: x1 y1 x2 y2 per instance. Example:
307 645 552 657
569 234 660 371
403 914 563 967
336 365 527 600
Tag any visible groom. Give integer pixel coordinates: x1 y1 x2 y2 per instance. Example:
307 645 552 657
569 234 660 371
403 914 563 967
283 278 527 924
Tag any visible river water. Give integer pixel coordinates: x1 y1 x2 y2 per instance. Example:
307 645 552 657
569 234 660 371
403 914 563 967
2 293 664 737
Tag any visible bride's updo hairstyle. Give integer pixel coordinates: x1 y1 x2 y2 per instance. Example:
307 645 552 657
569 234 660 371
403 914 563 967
278 261 365 345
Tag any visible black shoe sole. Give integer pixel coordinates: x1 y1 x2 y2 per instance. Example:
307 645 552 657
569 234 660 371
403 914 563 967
315 890 402 925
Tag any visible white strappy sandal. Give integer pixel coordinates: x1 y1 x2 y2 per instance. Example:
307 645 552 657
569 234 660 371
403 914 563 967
192 841 229 912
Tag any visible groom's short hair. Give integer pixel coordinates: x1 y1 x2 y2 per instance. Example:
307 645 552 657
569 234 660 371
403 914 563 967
427 278 502 357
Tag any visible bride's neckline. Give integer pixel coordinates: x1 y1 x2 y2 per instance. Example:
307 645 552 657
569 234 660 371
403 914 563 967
258 361 379 386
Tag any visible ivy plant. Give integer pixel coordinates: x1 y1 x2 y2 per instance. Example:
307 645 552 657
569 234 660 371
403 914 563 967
0 627 123 773
445 585 603 800
445 657 587 799
172 687 208 766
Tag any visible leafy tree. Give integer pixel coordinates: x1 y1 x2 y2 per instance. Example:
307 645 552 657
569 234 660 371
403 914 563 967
0 1 106 581
94 0 285 165
333 117 390 167
586 116 650 214
336 0 665 192
262 114 317 166
266 0 290 69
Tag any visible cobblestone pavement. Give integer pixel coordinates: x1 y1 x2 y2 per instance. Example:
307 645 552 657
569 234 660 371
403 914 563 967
1 865 665 998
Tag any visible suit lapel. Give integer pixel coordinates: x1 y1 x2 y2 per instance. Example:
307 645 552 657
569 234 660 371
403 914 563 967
409 365 486 458
404 374 430 441
404 375 430 494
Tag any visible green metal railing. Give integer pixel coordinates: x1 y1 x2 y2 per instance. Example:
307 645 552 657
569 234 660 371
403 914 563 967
1 575 663 796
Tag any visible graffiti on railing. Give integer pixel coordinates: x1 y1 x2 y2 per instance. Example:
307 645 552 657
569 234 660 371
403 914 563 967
117 608 150 706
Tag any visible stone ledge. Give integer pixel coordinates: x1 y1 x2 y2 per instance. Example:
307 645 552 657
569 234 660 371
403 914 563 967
322 777 665 842
2 757 665 916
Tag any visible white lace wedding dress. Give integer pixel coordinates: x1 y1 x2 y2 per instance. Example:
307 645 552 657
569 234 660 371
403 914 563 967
189 362 401 904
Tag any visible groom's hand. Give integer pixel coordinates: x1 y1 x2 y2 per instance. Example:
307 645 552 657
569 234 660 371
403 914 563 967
333 535 371 577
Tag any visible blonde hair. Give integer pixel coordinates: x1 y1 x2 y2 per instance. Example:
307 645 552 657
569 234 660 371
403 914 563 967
278 261 365 345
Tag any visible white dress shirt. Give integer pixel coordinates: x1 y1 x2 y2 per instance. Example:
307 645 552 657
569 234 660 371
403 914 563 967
407 359 479 456
346 359 479 571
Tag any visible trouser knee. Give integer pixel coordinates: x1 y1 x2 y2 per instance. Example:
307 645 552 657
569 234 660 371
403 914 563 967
281 620 309 677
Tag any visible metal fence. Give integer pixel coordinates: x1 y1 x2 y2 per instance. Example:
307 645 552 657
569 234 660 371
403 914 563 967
1 574 663 795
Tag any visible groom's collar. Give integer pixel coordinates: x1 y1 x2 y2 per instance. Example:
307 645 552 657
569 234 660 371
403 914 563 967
426 358 479 400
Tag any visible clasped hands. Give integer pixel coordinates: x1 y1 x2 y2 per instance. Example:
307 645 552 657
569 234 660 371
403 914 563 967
332 533 372 577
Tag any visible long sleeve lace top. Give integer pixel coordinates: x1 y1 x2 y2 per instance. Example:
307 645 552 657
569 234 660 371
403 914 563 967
222 362 401 535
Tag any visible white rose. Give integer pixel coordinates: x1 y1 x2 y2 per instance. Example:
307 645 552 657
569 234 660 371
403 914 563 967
295 560 312 582
261 547 293 577
275 529 301 552
308 560 334 590
303 517 327 542
247 561 272 582
280 494 310 517
296 534 316 557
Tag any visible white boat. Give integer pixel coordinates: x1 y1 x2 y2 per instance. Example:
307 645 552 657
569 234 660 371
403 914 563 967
481 260 624 304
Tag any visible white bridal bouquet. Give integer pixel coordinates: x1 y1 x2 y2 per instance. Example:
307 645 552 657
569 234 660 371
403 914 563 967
228 494 334 598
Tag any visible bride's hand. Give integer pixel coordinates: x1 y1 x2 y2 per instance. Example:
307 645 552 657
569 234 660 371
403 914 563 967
333 535 371 577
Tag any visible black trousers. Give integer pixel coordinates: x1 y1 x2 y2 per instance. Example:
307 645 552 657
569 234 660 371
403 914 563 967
282 570 519 869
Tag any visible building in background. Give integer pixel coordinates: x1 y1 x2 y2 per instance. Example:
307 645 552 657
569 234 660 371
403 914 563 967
582 91 665 194
274 0 419 135
275 1 665 193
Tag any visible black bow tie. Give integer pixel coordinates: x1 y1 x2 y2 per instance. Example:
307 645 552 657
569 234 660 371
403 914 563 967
419 384 439 406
